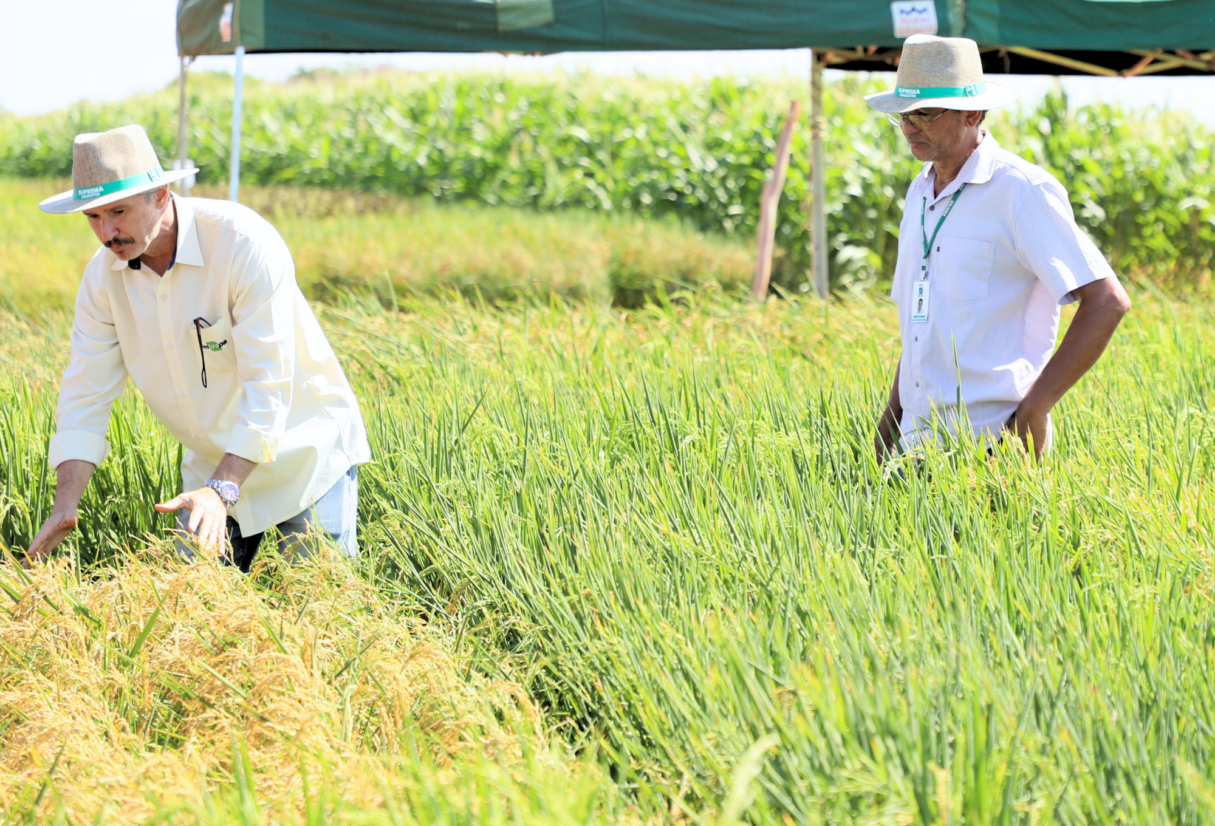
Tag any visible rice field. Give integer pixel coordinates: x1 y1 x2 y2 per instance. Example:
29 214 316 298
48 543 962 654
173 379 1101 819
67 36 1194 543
0 177 752 313
1 264 1215 823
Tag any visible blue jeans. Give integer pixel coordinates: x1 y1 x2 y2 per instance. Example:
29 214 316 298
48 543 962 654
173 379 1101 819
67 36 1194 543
177 465 359 573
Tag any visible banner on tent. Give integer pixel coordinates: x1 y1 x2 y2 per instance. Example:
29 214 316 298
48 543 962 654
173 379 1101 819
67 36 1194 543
891 1 938 38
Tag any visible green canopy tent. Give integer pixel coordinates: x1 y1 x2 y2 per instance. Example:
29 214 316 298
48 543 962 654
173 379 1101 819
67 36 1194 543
175 0 1215 294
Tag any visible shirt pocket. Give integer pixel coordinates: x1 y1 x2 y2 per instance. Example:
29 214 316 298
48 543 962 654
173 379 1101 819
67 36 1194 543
935 237 994 302
195 316 237 375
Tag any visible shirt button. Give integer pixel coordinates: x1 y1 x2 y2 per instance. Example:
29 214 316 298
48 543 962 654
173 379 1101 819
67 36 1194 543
159 294 168 302
914 336 919 342
177 391 185 398
929 205 935 211
915 382 921 388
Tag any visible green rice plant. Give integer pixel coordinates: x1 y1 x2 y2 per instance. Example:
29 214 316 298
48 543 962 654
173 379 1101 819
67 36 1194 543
2 71 1211 292
3 283 1215 823
348 289 1215 824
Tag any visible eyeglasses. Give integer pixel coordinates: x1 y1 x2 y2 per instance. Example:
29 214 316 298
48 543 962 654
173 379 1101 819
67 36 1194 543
886 109 951 130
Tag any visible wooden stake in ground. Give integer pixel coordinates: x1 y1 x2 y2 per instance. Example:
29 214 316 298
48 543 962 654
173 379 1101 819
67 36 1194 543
810 52 828 298
751 100 802 301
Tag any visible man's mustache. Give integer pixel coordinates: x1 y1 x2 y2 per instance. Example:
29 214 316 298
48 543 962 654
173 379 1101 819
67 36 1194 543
104 236 136 249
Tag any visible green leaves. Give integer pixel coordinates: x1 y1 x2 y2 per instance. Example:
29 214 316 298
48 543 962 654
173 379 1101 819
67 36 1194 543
1 290 1215 821
4 73 1209 294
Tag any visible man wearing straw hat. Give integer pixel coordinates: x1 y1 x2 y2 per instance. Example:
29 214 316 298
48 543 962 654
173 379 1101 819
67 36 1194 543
26 125 370 571
869 35 1131 461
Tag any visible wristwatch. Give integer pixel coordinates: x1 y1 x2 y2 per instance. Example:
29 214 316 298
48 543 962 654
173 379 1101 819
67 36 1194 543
205 479 240 508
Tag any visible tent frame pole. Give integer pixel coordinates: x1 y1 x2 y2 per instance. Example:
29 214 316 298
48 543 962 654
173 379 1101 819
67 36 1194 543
1005 47 1118 77
810 50 828 299
230 45 245 202
177 57 192 197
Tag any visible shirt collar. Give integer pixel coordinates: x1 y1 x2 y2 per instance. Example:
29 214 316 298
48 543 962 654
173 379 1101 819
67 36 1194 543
919 129 1000 202
110 193 205 272
172 194 205 267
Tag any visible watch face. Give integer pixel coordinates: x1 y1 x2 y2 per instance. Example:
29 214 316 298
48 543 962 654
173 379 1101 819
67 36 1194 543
208 479 239 505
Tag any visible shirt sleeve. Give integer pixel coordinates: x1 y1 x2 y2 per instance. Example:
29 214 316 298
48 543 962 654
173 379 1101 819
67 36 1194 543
223 229 297 464
48 264 129 470
1013 179 1116 306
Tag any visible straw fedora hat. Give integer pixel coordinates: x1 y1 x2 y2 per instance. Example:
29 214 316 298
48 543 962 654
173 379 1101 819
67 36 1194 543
865 34 1016 115
39 125 198 215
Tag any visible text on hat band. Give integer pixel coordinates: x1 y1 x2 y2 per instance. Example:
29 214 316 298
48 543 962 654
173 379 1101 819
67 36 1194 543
894 82 987 100
73 166 165 201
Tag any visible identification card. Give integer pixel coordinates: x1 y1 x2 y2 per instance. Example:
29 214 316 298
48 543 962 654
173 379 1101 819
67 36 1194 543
911 280 930 323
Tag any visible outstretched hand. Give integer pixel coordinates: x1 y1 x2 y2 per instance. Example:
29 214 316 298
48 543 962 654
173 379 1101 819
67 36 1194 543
156 487 229 556
24 459 96 565
25 509 79 565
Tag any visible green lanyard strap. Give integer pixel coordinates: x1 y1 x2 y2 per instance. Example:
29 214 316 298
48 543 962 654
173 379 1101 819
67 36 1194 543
920 183 967 266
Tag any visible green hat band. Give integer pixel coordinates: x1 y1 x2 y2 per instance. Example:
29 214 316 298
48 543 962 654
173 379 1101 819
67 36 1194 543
895 82 987 100
73 166 165 201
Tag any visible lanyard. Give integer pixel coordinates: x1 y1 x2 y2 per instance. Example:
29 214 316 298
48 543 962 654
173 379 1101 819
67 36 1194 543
920 183 967 276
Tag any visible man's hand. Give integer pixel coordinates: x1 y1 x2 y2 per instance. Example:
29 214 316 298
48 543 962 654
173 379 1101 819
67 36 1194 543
875 363 903 465
27 509 79 564
156 487 229 556
155 452 256 558
1008 404 1050 460
875 408 901 464
24 459 95 565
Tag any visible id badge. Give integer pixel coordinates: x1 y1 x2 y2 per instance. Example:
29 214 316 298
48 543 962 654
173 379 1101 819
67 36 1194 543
911 280 930 323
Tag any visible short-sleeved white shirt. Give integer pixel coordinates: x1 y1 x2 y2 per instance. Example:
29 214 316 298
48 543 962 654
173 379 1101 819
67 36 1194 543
891 130 1115 445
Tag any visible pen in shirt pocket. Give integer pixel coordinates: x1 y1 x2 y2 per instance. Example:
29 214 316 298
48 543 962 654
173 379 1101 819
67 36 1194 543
192 317 228 388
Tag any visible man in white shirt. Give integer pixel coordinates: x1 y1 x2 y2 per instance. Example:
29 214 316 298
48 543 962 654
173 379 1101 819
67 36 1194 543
867 35 1131 460
27 125 371 571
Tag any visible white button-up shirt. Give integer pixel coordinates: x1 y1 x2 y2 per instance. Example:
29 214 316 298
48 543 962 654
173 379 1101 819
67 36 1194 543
50 195 371 535
891 130 1115 445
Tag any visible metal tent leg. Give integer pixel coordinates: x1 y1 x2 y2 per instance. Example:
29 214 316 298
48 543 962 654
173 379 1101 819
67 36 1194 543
229 45 245 203
810 50 828 299
177 57 192 197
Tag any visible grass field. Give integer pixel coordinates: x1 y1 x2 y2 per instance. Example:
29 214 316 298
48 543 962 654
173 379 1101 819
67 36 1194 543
0 178 752 313
2 245 1215 823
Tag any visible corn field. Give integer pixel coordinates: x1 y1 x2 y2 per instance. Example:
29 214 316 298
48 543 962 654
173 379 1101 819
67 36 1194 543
2 286 1215 823
1 71 1212 293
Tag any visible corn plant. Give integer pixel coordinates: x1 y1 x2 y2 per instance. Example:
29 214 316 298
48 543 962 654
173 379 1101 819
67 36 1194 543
2 73 1211 293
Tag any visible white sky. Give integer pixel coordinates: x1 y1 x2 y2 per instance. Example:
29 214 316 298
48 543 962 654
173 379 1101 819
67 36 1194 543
4 0 1214 125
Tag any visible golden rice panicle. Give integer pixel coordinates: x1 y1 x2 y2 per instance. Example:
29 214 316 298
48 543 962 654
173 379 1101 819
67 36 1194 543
0 547 552 822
